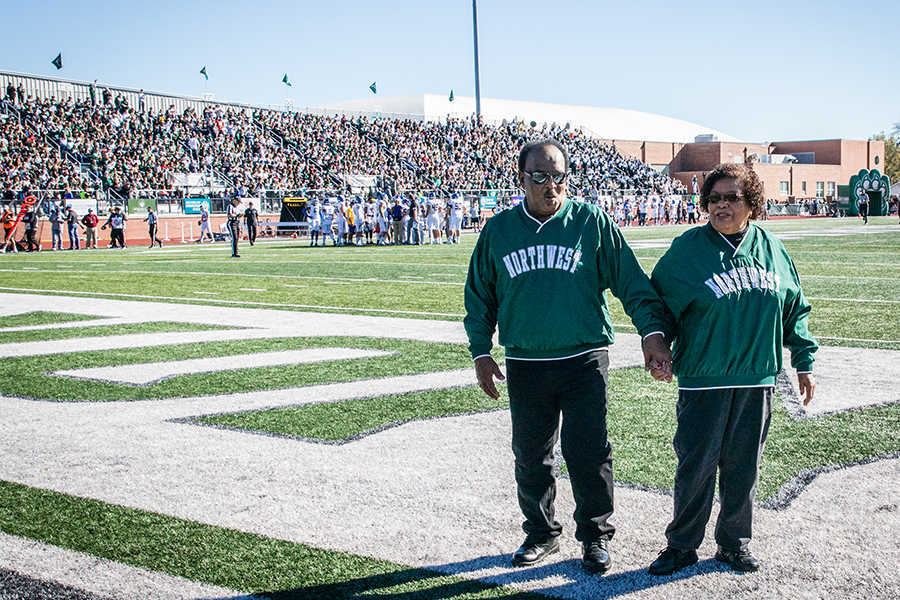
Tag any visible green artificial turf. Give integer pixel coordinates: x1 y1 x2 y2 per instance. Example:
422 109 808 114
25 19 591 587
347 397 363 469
0 480 534 599
2 219 899 343
0 311 102 329
0 321 229 344
0 337 475 401
199 384 509 441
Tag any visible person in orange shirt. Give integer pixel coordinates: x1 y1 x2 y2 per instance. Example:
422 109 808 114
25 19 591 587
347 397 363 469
1 206 15 246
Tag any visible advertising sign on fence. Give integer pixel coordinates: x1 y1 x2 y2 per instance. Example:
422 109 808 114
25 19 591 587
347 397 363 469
184 198 211 215
67 198 98 217
126 198 157 216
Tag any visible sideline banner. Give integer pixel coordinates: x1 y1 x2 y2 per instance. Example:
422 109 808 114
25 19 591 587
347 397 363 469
169 173 207 188
342 174 377 189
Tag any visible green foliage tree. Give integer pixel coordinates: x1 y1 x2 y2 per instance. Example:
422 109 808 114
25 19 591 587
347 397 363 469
871 128 899 184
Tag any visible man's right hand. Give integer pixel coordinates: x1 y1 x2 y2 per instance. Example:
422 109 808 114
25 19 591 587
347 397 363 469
474 355 505 400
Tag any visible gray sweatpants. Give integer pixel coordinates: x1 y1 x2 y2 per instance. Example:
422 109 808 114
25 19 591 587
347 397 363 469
665 386 773 552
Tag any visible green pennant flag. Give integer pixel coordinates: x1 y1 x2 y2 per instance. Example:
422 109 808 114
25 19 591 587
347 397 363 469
449 89 454 102
200 66 208 80
51 53 63 70
283 74 292 86
369 81 377 94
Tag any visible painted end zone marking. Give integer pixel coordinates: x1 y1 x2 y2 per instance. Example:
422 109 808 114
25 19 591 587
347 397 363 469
50 348 398 387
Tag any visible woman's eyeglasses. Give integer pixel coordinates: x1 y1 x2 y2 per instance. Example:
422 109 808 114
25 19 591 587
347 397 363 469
707 193 744 204
524 171 568 185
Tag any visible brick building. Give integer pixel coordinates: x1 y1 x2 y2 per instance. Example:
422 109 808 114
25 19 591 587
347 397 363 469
595 137 885 204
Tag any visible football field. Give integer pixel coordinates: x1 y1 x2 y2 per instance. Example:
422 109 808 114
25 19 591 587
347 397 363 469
1 216 899 599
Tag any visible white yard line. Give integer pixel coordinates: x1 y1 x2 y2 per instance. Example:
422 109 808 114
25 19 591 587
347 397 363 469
0 287 467 317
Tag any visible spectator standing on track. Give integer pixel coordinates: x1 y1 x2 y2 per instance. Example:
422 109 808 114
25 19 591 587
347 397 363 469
144 206 163 248
81 208 98 249
49 201 63 250
101 206 127 249
227 197 241 257
244 201 258 246
65 205 80 250
464 139 673 575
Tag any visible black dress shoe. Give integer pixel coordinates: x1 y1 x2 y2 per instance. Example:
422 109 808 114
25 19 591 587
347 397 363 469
714 546 759 572
581 539 611 573
511 536 559 567
648 546 698 576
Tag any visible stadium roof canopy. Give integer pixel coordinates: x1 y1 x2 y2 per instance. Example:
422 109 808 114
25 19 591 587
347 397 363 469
319 94 741 144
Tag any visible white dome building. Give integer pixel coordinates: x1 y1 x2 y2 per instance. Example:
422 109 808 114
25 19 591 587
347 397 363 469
318 94 740 144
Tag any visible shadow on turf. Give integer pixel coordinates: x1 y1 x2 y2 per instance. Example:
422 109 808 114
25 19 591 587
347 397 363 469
432 554 732 599
238 555 734 600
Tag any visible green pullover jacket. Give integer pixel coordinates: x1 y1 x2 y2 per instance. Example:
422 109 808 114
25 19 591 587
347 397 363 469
464 198 670 360
650 222 817 388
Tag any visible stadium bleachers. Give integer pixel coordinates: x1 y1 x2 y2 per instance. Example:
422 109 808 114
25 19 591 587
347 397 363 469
1 80 681 202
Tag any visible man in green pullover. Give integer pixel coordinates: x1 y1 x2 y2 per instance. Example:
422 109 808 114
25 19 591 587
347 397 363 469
464 139 673 574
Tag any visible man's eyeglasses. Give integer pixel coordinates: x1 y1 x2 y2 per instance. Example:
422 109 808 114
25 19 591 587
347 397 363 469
707 193 744 204
524 171 568 185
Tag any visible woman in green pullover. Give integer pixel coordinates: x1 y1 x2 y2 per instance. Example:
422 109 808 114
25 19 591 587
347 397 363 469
648 163 817 576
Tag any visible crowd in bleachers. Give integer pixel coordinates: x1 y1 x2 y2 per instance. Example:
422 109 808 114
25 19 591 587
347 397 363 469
1 87 682 201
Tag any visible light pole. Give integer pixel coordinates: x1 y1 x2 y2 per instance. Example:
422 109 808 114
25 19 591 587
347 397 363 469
472 0 482 120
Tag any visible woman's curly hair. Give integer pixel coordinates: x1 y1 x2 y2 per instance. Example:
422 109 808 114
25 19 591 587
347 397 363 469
699 163 766 220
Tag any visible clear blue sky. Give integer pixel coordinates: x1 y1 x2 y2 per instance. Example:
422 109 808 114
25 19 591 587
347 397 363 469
5 0 898 143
